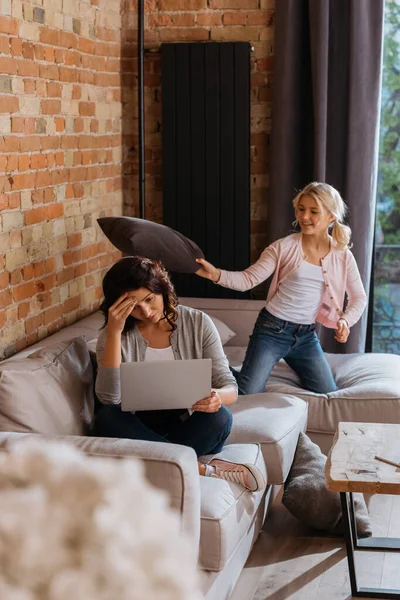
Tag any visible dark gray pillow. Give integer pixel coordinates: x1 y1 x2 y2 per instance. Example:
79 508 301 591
282 432 372 537
97 217 204 274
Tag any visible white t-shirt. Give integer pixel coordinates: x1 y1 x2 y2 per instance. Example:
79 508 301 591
144 346 175 362
266 261 325 324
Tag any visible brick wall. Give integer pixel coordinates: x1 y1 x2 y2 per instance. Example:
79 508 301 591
122 0 274 261
0 0 123 358
0 0 274 357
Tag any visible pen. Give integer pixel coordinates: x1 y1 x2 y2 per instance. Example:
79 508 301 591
374 455 400 469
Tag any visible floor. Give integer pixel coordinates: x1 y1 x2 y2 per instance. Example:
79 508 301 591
230 493 400 600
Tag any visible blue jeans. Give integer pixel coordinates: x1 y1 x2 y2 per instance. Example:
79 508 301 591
92 404 233 457
234 308 338 395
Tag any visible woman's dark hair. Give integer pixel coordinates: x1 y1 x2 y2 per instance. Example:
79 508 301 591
100 256 179 333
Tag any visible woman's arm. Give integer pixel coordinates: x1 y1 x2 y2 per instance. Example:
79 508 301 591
195 243 278 292
95 293 137 405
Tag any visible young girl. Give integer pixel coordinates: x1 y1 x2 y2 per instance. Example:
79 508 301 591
195 182 367 395
94 256 265 492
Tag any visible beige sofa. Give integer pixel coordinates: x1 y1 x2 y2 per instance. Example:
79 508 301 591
1 297 397 598
182 297 400 455
0 303 308 600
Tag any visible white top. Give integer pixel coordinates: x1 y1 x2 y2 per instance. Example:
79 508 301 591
266 261 325 324
144 345 175 362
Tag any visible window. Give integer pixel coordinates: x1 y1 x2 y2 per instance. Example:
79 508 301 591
373 0 400 354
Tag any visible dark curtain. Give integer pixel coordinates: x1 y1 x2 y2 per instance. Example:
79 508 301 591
267 0 384 353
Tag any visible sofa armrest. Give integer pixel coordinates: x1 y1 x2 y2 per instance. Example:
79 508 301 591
0 432 201 552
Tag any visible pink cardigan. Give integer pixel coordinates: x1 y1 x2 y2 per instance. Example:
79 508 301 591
218 233 367 329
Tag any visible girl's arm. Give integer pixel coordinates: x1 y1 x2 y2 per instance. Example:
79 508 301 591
342 252 367 328
196 244 278 292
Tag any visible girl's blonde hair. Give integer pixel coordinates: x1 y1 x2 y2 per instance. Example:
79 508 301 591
292 181 352 250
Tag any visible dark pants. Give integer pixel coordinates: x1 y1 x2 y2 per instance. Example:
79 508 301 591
92 404 233 457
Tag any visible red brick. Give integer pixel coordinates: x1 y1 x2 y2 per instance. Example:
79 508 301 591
44 46 55 62
0 272 9 290
47 82 62 97
0 56 17 74
22 264 35 280
10 37 22 56
8 192 20 209
247 10 274 26
74 263 87 277
0 194 7 209
54 117 65 133
37 274 56 291
72 85 81 100
46 203 63 219
13 282 37 302
78 102 95 116
45 257 55 273
60 31 77 49
6 155 17 171
10 269 21 285
20 136 41 152
30 154 47 170
25 207 47 225
0 289 12 309
40 27 60 46
41 99 61 115
223 11 246 25
18 60 40 77
34 44 45 60
0 35 9 55
57 266 74 285
41 136 60 151
64 296 81 313
22 42 35 60
24 79 36 94
68 232 82 248
44 188 55 203
196 13 223 26
23 118 36 135
33 262 45 278
11 173 35 191
55 48 65 64
0 95 18 113
0 16 18 35
77 37 94 54
35 170 52 187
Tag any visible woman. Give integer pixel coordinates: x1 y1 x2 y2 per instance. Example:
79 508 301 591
93 256 265 492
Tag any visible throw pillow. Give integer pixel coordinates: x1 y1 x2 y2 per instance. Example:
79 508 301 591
208 315 236 346
0 337 94 436
282 432 372 537
97 217 204 274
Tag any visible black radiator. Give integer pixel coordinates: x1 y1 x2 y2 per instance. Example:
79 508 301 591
161 42 251 298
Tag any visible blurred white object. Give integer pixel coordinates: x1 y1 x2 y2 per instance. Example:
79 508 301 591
0 439 202 600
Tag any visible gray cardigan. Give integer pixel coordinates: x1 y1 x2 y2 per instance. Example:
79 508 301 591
95 304 238 405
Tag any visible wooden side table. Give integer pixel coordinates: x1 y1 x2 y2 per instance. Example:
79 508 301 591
326 422 400 599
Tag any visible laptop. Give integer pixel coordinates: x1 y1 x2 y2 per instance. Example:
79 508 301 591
120 359 212 411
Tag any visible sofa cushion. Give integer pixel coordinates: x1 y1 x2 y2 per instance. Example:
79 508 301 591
227 393 307 484
97 216 204 274
0 337 94 436
198 443 266 571
265 353 400 436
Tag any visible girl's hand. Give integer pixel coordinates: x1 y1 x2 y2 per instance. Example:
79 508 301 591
192 391 222 413
195 258 221 283
107 293 137 335
335 318 350 343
